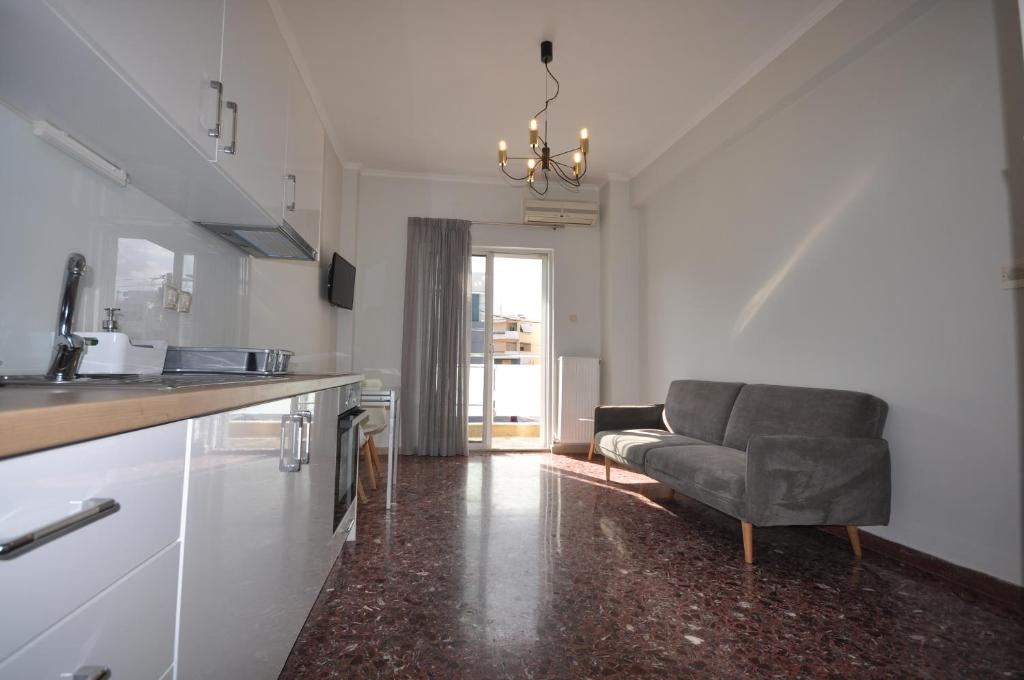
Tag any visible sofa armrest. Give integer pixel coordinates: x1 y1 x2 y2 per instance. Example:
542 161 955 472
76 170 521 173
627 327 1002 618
593 404 665 434
745 435 891 527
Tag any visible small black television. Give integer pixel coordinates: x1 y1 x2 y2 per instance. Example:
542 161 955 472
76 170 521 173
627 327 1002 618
327 252 356 309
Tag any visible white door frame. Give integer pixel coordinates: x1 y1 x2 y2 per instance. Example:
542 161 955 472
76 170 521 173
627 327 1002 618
468 247 552 450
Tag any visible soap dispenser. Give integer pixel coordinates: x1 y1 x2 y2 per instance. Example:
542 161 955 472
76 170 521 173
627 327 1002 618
101 307 120 332
77 307 168 375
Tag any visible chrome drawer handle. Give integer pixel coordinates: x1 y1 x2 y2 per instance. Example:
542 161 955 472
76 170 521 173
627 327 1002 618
299 410 312 464
285 173 297 212
73 666 112 680
0 498 120 560
207 80 223 138
279 413 304 472
221 101 238 154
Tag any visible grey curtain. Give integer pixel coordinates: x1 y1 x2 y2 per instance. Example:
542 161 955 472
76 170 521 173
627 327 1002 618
400 217 472 456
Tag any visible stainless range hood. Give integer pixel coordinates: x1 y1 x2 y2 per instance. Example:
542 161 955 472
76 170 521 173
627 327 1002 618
196 220 318 260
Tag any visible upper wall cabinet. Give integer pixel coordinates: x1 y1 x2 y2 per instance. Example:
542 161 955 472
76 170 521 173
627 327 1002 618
0 0 327 257
46 0 224 160
218 0 290 226
283 59 325 251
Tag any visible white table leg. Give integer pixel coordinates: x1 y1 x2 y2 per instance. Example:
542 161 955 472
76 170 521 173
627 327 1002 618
385 391 397 509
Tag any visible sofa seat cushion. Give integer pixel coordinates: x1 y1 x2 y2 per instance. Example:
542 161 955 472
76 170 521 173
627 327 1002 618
644 445 748 519
596 429 705 469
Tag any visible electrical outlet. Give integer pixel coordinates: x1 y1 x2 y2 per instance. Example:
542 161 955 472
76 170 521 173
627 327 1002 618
162 283 179 309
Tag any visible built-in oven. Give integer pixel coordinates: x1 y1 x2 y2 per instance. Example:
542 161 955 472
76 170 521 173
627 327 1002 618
334 404 367 533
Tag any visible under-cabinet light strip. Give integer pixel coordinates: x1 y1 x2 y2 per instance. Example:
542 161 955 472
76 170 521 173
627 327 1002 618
32 120 128 187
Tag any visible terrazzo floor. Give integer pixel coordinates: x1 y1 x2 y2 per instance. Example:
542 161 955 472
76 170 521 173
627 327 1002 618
280 452 1024 679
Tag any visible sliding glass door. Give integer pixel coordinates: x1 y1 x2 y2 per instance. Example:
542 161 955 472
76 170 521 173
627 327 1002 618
468 250 550 450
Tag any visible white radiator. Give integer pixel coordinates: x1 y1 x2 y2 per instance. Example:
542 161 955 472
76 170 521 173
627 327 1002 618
556 356 600 448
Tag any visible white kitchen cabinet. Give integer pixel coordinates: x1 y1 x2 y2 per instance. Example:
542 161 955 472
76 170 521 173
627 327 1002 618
0 420 188 660
0 543 180 680
283 58 325 251
217 0 290 225
46 0 225 160
177 386 349 680
0 0 325 254
0 0 272 227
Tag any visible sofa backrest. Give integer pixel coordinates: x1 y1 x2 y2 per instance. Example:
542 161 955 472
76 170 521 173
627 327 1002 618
663 380 745 445
721 383 889 451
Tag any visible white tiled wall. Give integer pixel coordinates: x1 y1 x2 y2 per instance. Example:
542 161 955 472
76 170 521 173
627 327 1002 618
0 101 250 374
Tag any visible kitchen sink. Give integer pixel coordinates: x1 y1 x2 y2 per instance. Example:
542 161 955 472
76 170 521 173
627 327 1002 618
0 373 291 390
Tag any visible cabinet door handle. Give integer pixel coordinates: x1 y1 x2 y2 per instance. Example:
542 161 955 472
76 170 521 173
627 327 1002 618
73 666 112 680
0 498 120 560
298 410 312 463
221 101 238 154
285 174 297 212
207 80 223 138
279 413 304 472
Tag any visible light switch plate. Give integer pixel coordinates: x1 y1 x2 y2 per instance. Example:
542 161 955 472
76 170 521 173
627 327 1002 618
176 291 192 313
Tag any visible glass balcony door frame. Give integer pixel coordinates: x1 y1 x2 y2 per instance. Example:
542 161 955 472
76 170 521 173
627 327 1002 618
468 247 552 450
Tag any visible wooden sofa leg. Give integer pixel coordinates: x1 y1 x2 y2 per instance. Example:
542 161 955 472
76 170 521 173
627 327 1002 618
604 455 611 482
847 525 863 558
588 437 595 461
741 521 754 564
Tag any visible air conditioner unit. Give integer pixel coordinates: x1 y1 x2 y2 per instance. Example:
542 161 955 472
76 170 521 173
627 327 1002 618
523 200 599 227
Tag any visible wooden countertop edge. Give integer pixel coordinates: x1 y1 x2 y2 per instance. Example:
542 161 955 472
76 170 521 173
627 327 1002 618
0 374 363 459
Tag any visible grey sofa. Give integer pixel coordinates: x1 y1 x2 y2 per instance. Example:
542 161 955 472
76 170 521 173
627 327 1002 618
592 380 890 563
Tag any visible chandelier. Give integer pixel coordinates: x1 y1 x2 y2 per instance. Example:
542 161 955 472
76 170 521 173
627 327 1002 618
497 40 589 196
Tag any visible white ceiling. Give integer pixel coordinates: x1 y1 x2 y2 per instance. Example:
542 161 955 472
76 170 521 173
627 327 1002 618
276 0 833 183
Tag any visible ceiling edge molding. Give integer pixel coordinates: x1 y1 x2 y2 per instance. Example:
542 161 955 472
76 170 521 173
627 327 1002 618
629 0 933 207
267 0 345 162
628 0 842 178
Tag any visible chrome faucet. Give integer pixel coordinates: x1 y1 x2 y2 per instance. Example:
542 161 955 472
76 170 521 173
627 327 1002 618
45 253 87 382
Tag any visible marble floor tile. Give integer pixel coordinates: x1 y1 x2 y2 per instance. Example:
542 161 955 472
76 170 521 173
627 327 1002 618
280 452 1024 679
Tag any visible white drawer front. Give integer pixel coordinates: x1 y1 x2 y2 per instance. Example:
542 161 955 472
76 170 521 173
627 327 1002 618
0 542 179 680
0 421 187 659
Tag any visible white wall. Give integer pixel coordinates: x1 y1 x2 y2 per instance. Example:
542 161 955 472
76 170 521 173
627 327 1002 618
599 178 642 404
0 101 249 372
247 141 346 372
350 171 601 398
632 0 1021 584
334 164 360 372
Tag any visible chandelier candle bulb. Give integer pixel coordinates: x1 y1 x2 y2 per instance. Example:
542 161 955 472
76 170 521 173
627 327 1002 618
498 140 508 166
527 158 536 183
573 151 583 176
529 118 539 147
579 128 589 154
